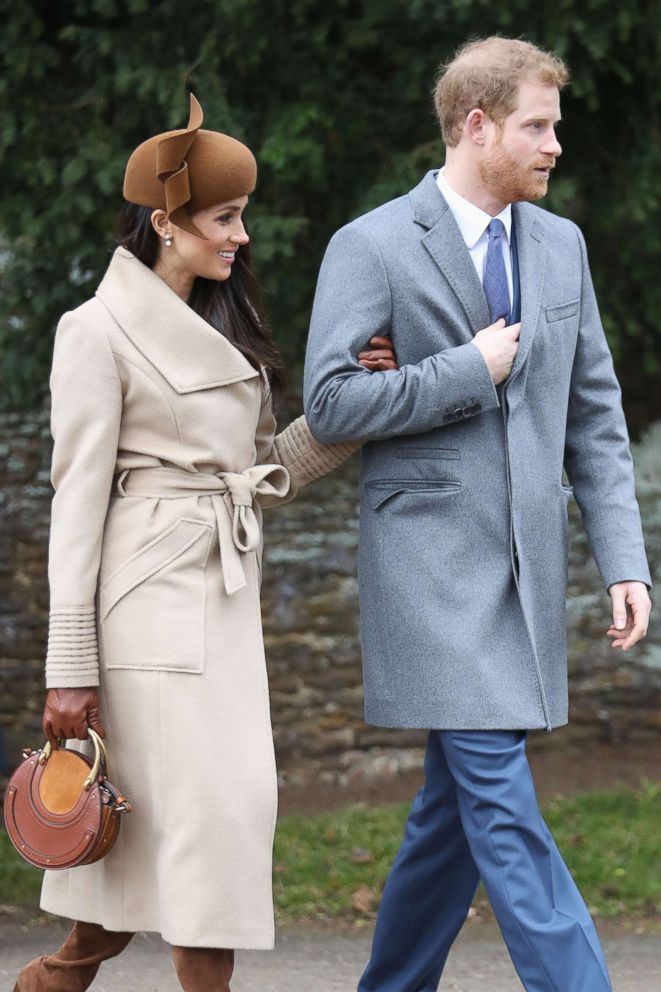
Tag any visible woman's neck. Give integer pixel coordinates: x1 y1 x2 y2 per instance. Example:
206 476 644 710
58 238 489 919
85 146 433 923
152 256 195 302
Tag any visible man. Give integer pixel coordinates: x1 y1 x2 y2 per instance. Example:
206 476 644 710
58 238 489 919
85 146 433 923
303 36 652 992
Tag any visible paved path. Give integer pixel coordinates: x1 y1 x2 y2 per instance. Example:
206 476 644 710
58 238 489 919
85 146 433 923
1 920 659 991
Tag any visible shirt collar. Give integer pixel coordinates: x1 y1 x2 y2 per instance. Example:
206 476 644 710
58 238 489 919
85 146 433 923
436 167 512 249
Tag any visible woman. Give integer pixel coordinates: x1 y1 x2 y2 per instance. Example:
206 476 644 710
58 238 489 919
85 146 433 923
13 94 397 992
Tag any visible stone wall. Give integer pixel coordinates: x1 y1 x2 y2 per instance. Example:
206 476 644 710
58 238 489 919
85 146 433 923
1 406 660 786
0 411 53 776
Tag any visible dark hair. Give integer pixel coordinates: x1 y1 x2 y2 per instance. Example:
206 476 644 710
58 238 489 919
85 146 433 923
114 202 286 409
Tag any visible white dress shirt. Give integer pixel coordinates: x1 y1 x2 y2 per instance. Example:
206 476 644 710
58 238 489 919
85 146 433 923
436 167 513 308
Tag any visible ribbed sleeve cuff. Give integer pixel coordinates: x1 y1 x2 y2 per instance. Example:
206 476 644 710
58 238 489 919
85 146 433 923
45 606 100 688
274 415 360 491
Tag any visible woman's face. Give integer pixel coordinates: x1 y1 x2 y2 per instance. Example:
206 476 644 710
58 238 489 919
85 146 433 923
153 196 250 283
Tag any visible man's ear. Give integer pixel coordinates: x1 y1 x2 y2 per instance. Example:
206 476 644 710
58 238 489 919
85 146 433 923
465 108 489 147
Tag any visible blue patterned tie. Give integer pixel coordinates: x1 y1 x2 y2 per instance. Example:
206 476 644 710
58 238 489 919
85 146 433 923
483 218 510 324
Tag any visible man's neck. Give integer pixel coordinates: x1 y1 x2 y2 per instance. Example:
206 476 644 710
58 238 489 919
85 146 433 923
442 160 508 217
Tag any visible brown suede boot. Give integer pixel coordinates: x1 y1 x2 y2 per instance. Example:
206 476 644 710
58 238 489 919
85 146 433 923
171 945 235 992
13 920 134 992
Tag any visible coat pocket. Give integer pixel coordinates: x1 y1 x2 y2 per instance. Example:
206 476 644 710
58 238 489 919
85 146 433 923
367 479 461 511
99 517 214 673
395 447 460 460
545 300 580 323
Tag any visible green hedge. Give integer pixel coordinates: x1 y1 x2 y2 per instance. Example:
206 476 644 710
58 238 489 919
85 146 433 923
1 0 660 411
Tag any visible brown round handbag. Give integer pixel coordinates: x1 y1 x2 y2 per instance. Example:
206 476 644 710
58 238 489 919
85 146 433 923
3 728 132 870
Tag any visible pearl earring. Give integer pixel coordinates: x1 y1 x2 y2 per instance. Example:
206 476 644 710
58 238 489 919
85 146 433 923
164 234 173 247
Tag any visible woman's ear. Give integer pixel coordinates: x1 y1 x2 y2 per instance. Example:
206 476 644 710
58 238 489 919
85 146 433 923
150 209 170 240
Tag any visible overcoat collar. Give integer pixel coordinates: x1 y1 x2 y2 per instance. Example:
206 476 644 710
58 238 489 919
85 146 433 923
96 247 260 393
409 171 546 387
410 171 490 339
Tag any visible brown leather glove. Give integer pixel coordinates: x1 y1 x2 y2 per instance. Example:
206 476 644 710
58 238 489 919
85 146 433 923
357 335 399 371
42 687 106 746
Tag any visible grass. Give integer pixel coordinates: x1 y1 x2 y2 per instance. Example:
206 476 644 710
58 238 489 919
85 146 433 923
1 785 659 923
273 784 661 923
0 824 42 910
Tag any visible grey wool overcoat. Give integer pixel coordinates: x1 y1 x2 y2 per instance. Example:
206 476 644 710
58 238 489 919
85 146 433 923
39 247 356 948
303 170 652 733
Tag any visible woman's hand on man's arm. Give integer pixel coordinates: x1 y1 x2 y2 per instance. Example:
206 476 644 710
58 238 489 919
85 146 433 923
357 335 398 371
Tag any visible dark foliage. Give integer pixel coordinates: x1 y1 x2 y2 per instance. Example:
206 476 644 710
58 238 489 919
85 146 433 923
1 0 659 415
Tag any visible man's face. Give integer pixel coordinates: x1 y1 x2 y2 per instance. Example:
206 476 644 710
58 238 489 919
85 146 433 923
479 80 562 203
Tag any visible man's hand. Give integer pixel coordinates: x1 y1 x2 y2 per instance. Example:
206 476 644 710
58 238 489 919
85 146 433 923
358 336 398 371
471 318 521 384
606 581 651 651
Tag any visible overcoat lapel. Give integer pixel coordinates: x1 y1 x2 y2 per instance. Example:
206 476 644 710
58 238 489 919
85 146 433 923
96 247 259 393
507 202 546 387
410 172 490 339
409 174 547 391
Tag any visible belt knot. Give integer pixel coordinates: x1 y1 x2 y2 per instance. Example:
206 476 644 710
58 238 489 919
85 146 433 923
222 472 255 509
113 463 291 597
217 467 290 561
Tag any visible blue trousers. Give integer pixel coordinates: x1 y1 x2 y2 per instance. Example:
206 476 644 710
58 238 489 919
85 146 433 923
358 731 612 992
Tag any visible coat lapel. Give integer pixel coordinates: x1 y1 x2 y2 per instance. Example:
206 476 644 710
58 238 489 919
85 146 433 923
96 247 260 393
410 172 490 339
507 202 546 386
410 173 547 388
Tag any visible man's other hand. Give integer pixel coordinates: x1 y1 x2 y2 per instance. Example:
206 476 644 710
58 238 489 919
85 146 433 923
358 336 399 371
606 581 651 651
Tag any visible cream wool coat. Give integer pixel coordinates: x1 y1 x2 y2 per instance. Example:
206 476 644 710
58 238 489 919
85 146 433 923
39 246 357 948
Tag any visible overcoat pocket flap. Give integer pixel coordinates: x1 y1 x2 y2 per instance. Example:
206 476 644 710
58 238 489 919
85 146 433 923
395 447 460 460
367 479 461 511
545 299 580 323
100 517 213 619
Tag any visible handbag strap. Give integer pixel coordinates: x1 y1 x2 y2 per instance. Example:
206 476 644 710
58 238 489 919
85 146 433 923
38 726 108 789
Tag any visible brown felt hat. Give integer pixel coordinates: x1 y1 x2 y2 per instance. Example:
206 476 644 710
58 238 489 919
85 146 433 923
123 93 257 240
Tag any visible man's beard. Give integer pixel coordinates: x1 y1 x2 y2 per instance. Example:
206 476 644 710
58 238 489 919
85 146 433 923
479 142 554 204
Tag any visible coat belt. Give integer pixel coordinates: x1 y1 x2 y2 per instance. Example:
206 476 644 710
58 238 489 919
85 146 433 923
113 464 291 596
